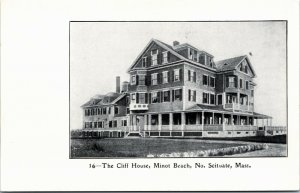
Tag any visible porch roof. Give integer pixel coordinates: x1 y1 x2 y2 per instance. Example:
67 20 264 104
186 104 272 118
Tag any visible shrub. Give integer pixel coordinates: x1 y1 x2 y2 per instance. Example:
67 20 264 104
91 143 104 152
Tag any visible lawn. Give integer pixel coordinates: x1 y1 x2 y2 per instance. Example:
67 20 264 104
71 138 251 158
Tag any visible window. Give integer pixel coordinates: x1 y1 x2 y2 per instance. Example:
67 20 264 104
151 73 158 85
139 75 145 85
246 81 249 90
203 92 209 104
126 107 130 114
203 75 208 86
114 107 119 114
174 69 180 82
251 90 254 97
131 75 136 85
188 70 196 82
94 122 97 128
162 71 168 83
210 77 215 87
152 92 158 103
163 90 170 102
139 93 146 103
245 65 248 73
108 107 111 114
227 76 236 88
121 120 127 126
142 57 147 67
209 58 213 67
210 94 215 104
199 54 205 64
188 89 196 102
174 89 182 101
109 121 112 128
162 51 168 64
240 78 243 89
131 93 136 102
103 107 106 114
113 120 117 127
151 49 158 66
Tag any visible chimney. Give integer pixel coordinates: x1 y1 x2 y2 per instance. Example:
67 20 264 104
121 81 129 93
173 41 180 47
116 76 120 93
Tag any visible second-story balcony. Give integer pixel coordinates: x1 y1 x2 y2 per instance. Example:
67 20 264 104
224 103 253 112
129 103 149 111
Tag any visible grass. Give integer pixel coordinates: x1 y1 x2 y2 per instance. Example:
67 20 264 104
71 138 252 158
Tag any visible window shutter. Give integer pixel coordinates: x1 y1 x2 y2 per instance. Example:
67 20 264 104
136 75 139 85
145 93 148 103
234 77 238 88
148 93 151 104
179 89 182 101
157 52 161 65
157 92 161 103
136 93 139 104
170 70 174 82
172 90 175 101
167 71 170 83
193 71 196 82
188 70 191 81
179 68 183 81
159 73 163 84
157 73 162 84
167 52 170 62
193 90 196 101
226 77 229 87
188 89 191 101
160 91 163 102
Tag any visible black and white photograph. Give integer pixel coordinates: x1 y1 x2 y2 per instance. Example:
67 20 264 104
70 21 287 158
1 0 299 191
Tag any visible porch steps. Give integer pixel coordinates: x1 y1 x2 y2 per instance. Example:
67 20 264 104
125 131 150 138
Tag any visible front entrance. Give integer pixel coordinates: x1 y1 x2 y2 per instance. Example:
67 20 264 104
132 115 145 131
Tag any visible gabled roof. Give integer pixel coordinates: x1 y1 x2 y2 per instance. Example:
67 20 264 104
81 92 122 108
215 55 256 77
110 93 127 104
127 39 216 72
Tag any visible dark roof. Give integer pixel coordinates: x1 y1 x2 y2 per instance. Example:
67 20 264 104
186 104 232 113
81 92 122 108
215 55 247 72
186 104 272 118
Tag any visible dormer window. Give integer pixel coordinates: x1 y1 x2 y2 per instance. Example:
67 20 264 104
151 49 158 66
142 57 147 67
199 54 205 64
162 51 168 64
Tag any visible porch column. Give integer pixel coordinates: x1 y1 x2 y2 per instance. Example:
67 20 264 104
133 115 137 131
223 92 226 108
212 112 215 125
237 115 240 125
247 116 249 125
181 112 185 130
144 114 147 131
130 115 133 131
270 118 273 126
158 114 162 131
222 113 225 131
237 92 240 110
169 113 173 131
231 114 234 125
148 114 152 131
201 111 204 130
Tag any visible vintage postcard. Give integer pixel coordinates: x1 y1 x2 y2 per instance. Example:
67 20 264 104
70 21 288 159
1 0 299 191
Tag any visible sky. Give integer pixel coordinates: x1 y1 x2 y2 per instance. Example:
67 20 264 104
70 22 286 129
